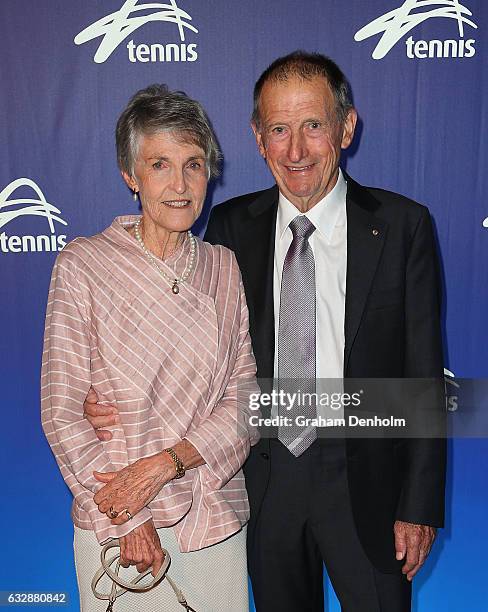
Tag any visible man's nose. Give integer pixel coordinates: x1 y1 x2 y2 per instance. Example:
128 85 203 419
288 130 307 162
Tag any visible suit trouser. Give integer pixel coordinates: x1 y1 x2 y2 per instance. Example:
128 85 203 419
248 439 411 612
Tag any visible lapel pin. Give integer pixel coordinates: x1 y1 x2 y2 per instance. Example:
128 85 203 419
372 229 379 236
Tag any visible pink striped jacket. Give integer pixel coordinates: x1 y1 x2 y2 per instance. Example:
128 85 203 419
41 215 259 551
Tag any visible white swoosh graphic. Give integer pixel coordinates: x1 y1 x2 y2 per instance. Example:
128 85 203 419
444 368 459 389
0 178 67 233
74 0 198 63
355 0 477 59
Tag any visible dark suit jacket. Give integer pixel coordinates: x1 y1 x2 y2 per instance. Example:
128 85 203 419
204 174 446 572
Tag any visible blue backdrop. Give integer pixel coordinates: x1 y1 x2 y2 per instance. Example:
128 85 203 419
1 1 486 610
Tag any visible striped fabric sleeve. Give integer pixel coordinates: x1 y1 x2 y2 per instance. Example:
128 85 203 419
184 278 260 488
40 251 152 542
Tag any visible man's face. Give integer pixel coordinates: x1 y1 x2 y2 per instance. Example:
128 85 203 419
252 75 356 212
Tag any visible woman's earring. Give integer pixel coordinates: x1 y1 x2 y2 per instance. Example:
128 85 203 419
133 189 138 202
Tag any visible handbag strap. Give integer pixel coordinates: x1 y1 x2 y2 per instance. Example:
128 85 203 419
91 540 197 611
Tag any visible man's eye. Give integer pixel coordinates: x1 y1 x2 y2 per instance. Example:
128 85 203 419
309 122 321 129
272 126 286 135
188 161 202 170
152 161 163 169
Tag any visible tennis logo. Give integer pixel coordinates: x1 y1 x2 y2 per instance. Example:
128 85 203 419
0 178 67 253
444 368 458 412
354 0 477 59
74 0 198 64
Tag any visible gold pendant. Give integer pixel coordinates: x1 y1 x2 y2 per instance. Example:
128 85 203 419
172 280 179 294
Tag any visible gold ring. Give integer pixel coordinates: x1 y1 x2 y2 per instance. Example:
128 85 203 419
124 509 132 520
108 506 119 519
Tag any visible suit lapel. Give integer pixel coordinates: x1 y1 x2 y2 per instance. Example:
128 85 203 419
238 187 278 379
234 178 387 378
344 176 388 373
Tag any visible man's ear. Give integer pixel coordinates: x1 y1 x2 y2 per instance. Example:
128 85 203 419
121 170 138 192
341 108 357 150
251 121 267 160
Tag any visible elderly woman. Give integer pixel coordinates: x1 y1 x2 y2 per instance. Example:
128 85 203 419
41 84 259 611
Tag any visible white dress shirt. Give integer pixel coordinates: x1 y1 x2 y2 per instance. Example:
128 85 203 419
273 169 347 383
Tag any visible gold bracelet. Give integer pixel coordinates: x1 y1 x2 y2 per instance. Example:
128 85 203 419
164 447 185 479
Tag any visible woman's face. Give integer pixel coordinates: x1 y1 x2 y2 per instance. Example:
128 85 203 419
124 131 208 235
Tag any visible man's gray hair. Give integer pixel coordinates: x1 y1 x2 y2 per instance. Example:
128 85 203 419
252 51 354 128
116 84 221 179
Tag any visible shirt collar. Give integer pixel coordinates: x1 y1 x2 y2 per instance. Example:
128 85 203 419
277 168 347 245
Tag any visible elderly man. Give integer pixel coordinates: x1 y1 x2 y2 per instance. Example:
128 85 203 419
86 52 445 611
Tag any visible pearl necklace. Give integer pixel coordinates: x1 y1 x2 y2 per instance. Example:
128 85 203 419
134 218 196 294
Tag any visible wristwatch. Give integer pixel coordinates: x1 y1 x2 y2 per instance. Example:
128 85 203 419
164 447 186 479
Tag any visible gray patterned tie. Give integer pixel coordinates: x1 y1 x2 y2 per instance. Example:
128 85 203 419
278 215 317 456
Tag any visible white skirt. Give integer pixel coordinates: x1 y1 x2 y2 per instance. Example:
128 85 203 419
74 525 248 612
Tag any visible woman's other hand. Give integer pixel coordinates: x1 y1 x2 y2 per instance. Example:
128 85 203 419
93 453 174 524
119 519 165 576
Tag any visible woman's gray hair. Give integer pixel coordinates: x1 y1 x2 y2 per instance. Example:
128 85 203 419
116 84 221 179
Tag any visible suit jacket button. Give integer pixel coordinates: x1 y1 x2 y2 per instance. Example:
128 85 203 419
260 452 269 460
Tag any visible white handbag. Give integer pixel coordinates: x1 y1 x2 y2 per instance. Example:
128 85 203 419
91 540 197 611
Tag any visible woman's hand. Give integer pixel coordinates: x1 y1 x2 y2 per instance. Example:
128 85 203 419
119 519 165 576
93 453 174 525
